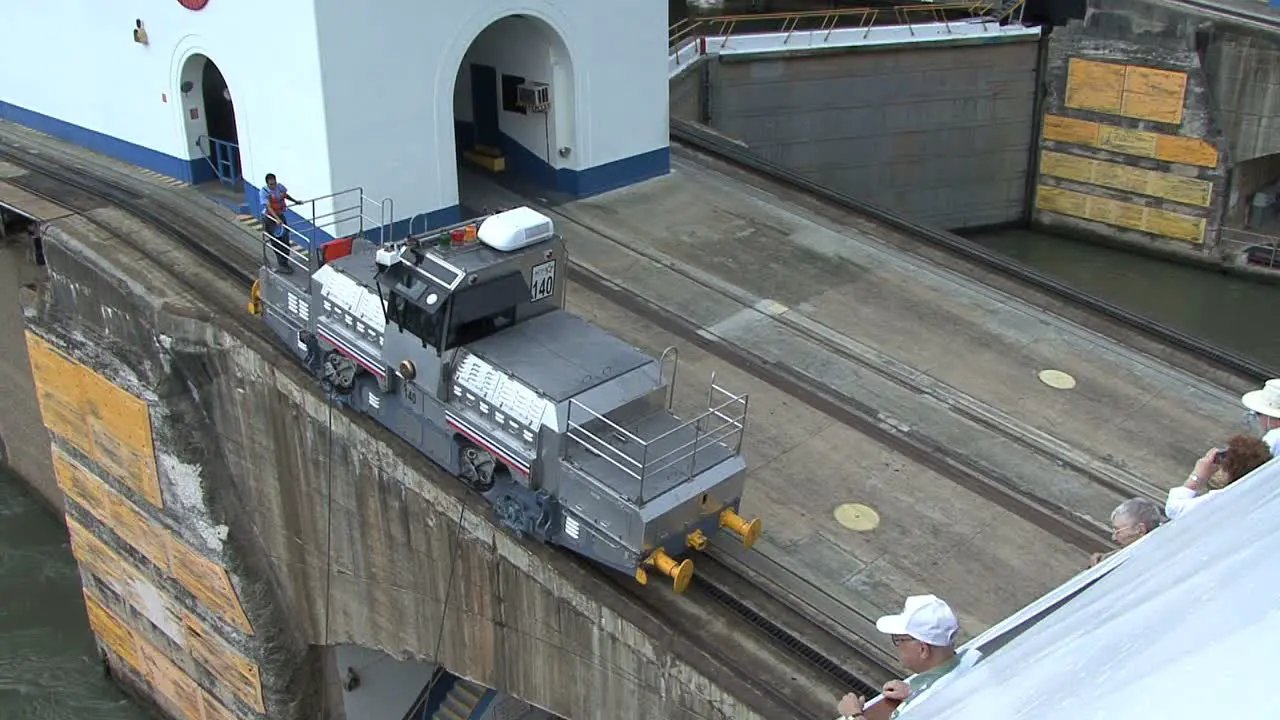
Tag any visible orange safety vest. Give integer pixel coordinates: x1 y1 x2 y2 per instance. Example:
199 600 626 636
267 189 286 218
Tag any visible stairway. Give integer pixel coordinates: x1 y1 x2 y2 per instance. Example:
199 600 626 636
430 678 486 720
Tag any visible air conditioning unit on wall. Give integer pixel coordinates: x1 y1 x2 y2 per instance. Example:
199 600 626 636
517 83 551 113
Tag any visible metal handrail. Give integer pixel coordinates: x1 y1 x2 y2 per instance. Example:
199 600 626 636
256 187 395 279
565 375 749 504
1219 226 1280 269
669 0 1019 50
195 134 242 187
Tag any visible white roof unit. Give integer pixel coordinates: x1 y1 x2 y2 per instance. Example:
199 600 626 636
477 207 555 252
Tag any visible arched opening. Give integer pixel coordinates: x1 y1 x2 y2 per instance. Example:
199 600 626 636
451 16 576 219
178 54 242 194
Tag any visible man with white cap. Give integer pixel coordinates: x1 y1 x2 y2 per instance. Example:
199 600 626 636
835 594 962 719
1241 378 1280 457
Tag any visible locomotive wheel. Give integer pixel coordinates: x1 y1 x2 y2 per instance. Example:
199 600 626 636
458 443 498 493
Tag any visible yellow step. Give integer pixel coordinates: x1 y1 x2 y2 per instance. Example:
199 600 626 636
463 150 506 173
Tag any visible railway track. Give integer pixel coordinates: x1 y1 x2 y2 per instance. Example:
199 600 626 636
557 208 1132 553
670 118 1279 385
0 135 898 718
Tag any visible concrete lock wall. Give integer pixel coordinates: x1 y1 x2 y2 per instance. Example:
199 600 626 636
703 38 1042 231
1203 32 1280 227
22 238 306 720
1204 33 1280 166
0 244 61 509
19 220 774 720
1032 0 1229 253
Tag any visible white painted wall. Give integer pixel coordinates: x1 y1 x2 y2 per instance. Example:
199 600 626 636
0 0 669 225
0 0 333 201
457 17 573 169
313 0 669 221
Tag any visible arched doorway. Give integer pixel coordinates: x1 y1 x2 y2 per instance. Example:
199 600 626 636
451 15 576 220
178 54 242 189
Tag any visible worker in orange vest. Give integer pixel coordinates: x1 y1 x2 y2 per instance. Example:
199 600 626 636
259 172 300 274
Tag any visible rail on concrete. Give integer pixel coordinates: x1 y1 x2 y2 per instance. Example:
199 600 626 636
669 118 1280 383
668 0 1029 76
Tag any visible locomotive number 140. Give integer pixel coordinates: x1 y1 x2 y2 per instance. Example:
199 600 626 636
530 260 556 302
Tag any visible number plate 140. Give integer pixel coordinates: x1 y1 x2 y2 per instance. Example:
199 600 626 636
530 260 556 302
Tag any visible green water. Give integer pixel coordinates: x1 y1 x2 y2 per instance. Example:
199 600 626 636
966 228 1280 370
0 468 150 720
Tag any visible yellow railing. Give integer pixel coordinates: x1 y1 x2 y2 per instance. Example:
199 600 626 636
669 0 1027 52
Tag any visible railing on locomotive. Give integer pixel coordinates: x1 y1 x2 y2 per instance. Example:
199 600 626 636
256 187 393 277
565 374 749 505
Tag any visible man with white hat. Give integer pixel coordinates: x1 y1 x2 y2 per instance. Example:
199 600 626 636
1241 378 1280 457
835 594 962 719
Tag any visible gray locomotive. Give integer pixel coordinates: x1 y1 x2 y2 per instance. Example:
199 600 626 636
248 191 762 592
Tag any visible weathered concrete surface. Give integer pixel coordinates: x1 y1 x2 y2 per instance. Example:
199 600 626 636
0 239 59 508
22 198 797 720
703 37 1041 230
670 58 707 124
1202 20 1280 165
463 153 1247 537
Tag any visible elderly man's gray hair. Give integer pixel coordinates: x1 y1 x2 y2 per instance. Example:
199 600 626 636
1111 497 1166 531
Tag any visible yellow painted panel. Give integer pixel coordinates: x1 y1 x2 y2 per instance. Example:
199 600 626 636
1036 185 1206 243
1039 151 1094 184
200 692 239 720
68 516 139 588
167 538 254 635
84 587 242 720
1090 161 1145 194
1148 173 1213 207
24 330 163 508
1065 59 1125 115
26 332 92 451
1083 194 1144 231
1120 89 1185 124
1036 186 1090 217
1042 114 1219 169
1124 65 1188 98
1040 151 1213 208
1145 207 1207 243
184 613 266 713
83 591 142 672
1121 66 1187 124
55 450 171 572
66 517 187 646
1042 114 1100 145
1155 135 1219 168
1098 125 1159 158
140 641 204 720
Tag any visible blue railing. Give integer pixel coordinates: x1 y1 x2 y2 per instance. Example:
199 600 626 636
196 135 241 187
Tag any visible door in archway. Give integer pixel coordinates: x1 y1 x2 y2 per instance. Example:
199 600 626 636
201 61 241 184
469 64 500 149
